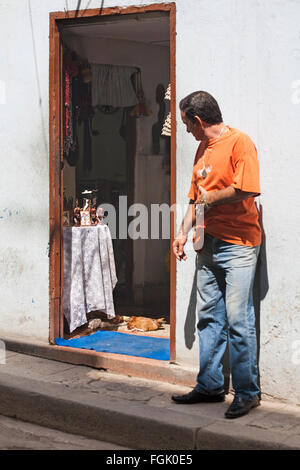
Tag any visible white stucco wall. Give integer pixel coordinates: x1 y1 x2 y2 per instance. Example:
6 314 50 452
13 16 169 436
0 0 299 402
0 0 50 340
174 0 300 403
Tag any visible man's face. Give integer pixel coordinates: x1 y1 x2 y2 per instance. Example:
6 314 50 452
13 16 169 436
180 110 204 141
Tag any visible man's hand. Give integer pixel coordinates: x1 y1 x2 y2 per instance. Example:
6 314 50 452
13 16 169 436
173 233 188 261
196 185 258 208
196 186 212 211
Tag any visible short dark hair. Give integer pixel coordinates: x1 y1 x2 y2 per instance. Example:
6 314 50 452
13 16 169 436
179 91 223 125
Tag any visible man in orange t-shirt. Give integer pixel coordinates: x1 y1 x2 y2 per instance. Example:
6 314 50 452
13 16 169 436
172 91 261 419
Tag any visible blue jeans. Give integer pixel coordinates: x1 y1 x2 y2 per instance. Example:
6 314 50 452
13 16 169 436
195 234 260 400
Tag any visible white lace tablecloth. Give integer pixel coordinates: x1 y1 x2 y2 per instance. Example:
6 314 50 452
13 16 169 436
63 225 118 332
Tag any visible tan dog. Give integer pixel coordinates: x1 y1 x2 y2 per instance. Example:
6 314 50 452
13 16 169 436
125 316 166 332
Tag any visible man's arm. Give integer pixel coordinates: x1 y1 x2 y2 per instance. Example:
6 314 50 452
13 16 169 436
172 200 195 261
172 187 258 261
198 186 258 209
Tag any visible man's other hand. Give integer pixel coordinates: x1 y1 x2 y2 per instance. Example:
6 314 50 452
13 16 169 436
173 234 188 261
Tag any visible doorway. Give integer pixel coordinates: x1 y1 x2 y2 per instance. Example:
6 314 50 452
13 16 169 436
49 4 176 361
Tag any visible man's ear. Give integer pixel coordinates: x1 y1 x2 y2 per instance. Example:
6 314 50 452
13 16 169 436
194 116 209 129
194 115 203 127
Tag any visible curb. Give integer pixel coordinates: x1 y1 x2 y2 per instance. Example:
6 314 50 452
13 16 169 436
2 336 196 387
0 372 296 450
0 372 207 450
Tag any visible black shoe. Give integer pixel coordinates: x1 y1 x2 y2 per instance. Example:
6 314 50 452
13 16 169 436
172 388 225 404
224 395 260 419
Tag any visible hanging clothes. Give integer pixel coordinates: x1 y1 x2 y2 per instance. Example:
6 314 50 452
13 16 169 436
91 64 139 108
63 51 80 165
78 80 94 173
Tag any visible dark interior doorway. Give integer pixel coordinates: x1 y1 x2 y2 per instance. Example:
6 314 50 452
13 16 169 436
59 9 172 340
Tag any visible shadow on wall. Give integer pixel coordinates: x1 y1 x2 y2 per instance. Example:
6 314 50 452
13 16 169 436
28 0 48 157
184 203 269 394
254 203 269 395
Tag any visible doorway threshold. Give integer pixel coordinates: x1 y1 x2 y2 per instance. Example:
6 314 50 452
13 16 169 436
2 334 195 388
54 330 170 361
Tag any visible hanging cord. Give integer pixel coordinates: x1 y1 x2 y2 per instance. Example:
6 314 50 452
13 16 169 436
64 0 69 17
27 0 48 155
75 0 82 18
98 0 105 16
65 0 103 18
81 0 92 16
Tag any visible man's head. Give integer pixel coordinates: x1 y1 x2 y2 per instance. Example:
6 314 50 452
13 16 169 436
179 91 223 141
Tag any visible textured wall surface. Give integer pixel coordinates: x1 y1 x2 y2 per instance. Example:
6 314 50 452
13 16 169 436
0 0 299 402
174 0 300 403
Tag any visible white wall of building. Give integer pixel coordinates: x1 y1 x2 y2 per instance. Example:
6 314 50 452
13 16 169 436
0 0 299 402
174 0 300 403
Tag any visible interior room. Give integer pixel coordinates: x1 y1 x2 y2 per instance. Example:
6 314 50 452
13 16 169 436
60 11 171 345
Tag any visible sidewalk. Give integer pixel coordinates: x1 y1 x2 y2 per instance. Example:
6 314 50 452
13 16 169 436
0 348 299 450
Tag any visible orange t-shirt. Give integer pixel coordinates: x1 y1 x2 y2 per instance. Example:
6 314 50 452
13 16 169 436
188 127 261 247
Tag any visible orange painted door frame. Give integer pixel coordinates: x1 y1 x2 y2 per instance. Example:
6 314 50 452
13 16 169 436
49 2 177 362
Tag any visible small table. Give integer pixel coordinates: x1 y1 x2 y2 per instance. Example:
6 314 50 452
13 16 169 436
63 225 117 333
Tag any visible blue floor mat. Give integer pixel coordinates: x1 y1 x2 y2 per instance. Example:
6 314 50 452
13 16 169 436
55 330 170 361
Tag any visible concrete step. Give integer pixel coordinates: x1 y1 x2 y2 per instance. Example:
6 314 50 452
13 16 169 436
0 351 299 450
0 414 130 450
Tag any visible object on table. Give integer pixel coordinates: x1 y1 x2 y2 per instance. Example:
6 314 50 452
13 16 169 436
96 206 106 225
82 195 91 210
90 204 97 225
73 199 81 226
80 209 91 226
125 316 166 332
82 190 93 219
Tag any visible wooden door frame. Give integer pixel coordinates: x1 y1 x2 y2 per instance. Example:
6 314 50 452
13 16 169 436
49 2 177 362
